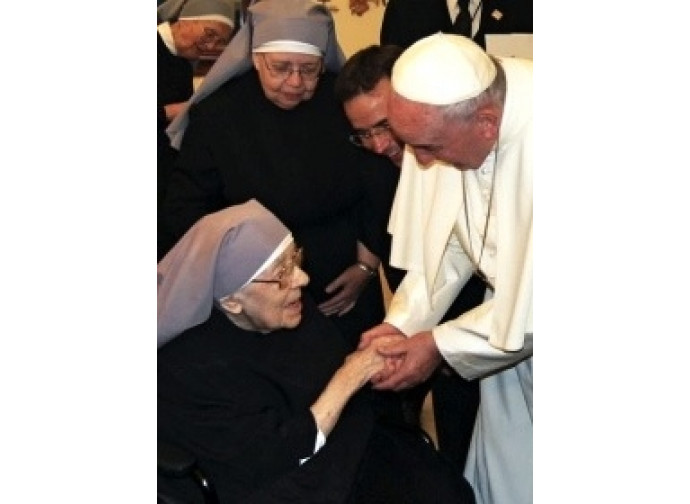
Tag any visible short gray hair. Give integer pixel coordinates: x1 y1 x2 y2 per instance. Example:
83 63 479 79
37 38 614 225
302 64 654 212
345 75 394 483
442 56 506 122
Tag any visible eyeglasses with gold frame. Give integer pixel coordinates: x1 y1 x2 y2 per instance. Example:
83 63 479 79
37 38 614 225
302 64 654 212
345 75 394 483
260 54 323 82
251 247 304 289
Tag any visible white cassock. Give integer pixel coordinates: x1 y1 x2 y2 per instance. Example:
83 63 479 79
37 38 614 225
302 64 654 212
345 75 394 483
385 57 533 504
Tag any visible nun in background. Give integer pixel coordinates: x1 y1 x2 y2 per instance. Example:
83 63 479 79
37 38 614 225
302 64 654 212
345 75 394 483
157 199 476 504
157 0 237 260
161 0 393 350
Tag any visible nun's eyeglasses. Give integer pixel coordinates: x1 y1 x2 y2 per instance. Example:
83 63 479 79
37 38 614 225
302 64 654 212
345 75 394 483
251 247 304 290
348 120 392 147
260 54 322 82
197 27 230 51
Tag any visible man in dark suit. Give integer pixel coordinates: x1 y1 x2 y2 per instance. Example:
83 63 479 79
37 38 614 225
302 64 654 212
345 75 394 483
380 0 532 50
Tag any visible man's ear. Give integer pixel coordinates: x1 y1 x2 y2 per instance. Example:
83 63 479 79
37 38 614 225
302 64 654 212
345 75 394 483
475 105 501 141
219 295 243 315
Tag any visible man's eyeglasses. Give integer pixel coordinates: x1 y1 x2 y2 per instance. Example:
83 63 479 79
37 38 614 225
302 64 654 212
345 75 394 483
348 120 392 147
260 54 323 82
251 247 304 290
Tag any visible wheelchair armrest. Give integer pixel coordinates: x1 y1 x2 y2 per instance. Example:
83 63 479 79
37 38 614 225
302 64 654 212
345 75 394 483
158 440 220 504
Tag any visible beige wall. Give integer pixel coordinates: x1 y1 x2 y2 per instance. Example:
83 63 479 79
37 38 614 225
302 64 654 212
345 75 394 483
329 1 385 58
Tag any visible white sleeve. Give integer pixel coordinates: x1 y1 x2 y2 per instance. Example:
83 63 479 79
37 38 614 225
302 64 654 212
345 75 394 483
386 232 532 381
435 321 533 380
385 233 474 335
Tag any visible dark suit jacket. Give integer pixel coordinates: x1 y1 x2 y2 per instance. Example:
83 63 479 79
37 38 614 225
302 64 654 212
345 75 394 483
380 0 532 49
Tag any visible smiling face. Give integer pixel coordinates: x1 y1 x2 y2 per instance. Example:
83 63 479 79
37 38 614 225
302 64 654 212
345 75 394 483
343 78 404 167
173 20 233 60
219 244 310 333
252 52 323 110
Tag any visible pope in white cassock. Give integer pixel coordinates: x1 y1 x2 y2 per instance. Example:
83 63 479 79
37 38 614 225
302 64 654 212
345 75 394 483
359 34 532 504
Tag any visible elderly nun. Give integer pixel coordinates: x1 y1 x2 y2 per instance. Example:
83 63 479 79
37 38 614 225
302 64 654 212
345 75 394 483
161 0 392 350
158 200 477 504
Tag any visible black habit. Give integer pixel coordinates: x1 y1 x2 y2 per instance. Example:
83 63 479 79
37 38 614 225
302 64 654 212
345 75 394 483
158 296 476 504
163 71 391 347
158 32 194 260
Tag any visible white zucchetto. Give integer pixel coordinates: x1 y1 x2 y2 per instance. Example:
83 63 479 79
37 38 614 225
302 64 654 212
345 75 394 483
391 33 496 105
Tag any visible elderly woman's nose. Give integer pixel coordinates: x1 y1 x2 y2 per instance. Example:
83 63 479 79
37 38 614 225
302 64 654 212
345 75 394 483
292 266 309 287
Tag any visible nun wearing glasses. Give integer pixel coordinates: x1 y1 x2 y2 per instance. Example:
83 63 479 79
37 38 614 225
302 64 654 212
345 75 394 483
162 0 393 351
157 200 476 504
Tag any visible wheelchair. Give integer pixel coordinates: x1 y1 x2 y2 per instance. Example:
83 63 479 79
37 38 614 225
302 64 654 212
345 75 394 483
158 440 219 504
158 426 438 504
